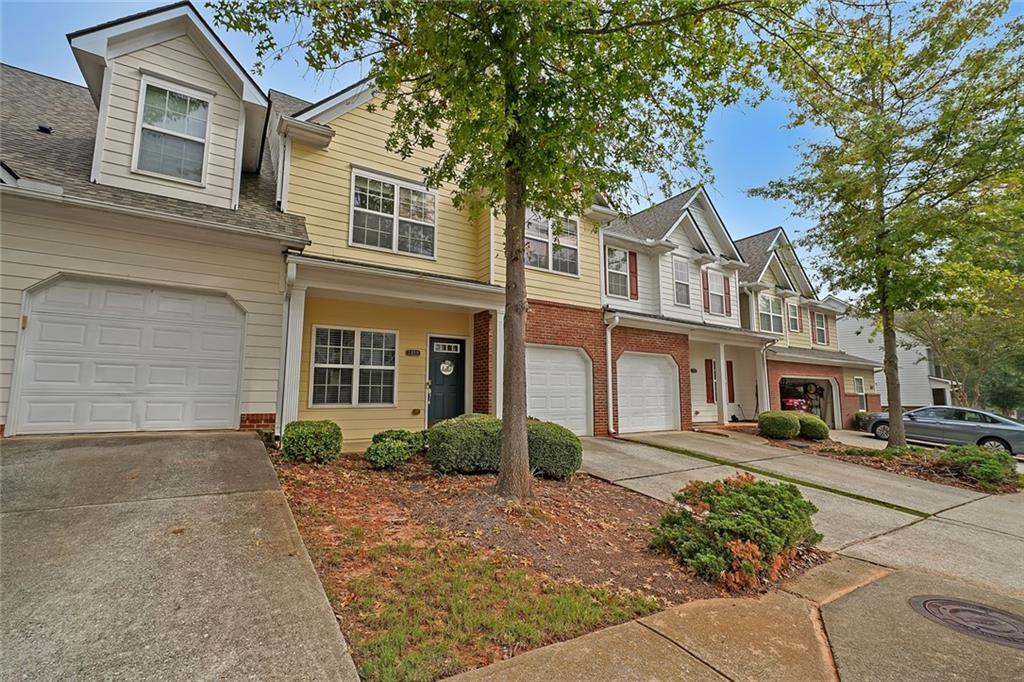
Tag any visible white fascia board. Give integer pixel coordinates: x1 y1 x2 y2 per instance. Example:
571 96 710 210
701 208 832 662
295 80 375 124
696 187 745 262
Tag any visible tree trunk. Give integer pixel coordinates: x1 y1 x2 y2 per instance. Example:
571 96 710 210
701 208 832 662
495 164 532 501
880 305 907 447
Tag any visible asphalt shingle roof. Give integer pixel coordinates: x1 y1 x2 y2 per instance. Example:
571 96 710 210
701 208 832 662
767 346 878 369
734 227 782 285
0 64 307 245
604 186 701 243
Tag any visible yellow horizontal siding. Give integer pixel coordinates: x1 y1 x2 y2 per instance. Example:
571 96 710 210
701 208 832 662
297 296 472 449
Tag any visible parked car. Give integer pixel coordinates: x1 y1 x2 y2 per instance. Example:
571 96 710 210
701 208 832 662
860 406 1024 454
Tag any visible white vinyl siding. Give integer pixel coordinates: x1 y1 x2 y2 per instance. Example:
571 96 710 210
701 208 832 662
99 34 241 208
0 198 285 429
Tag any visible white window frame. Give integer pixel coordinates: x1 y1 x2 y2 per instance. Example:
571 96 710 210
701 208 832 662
309 325 399 407
707 269 726 315
787 302 800 332
348 169 438 260
524 211 580 277
759 294 784 334
853 376 867 410
814 312 828 345
131 74 214 187
606 246 631 299
672 256 690 306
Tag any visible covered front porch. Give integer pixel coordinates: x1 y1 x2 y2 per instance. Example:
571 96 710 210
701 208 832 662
279 254 505 448
689 334 773 426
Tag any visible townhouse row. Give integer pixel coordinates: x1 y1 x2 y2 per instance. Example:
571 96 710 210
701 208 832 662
0 2 880 445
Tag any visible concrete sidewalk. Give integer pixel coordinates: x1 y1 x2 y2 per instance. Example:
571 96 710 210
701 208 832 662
1 432 359 681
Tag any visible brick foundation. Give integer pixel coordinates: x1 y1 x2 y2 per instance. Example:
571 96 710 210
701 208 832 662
472 310 494 414
611 326 691 432
240 412 276 431
767 360 880 429
525 300 610 436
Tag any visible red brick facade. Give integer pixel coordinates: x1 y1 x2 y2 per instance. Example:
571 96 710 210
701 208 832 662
472 310 494 414
610 326 692 432
767 360 880 429
524 300 610 435
239 412 276 432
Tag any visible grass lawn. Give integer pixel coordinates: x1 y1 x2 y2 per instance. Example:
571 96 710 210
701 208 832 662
274 452 723 681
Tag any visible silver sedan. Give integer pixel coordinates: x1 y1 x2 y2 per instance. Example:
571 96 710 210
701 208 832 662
860 406 1024 455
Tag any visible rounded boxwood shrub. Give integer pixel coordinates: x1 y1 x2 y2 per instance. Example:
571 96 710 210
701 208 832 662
757 411 801 439
650 473 822 587
281 420 342 464
527 419 582 480
427 414 582 479
364 438 411 470
938 445 1015 490
427 413 502 474
371 428 425 453
796 413 830 440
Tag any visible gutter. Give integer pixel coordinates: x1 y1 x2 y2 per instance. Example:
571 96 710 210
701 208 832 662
0 185 310 249
605 314 621 434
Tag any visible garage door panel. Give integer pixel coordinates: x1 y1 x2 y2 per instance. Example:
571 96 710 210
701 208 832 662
14 279 244 434
617 354 678 433
526 346 590 436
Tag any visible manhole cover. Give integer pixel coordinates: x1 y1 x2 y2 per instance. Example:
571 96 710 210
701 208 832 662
909 595 1024 650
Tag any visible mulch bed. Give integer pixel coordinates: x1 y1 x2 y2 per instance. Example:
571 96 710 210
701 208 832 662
274 451 826 605
725 424 1020 494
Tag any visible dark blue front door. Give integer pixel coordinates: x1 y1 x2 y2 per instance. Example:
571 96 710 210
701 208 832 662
428 337 465 425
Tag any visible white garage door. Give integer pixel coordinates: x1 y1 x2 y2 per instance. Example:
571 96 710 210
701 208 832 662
617 353 678 433
526 345 590 435
12 278 244 434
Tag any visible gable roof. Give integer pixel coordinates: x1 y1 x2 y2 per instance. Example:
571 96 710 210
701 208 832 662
0 64 307 245
735 226 817 298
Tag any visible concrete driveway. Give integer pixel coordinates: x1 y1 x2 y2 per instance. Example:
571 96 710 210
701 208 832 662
1 432 358 680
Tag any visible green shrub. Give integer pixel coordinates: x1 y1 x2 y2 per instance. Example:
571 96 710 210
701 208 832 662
852 411 870 430
796 413 830 440
527 419 582 480
757 411 801 439
371 429 425 453
650 473 822 587
938 445 1016 490
281 420 342 464
427 413 582 479
364 438 412 470
427 414 502 474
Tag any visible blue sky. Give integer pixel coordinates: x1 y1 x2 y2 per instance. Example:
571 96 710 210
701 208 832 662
2 1 1020 250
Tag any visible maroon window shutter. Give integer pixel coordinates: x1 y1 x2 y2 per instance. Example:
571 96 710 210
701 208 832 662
723 275 732 315
701 270 710 312
726 361 735 403
705 359 715 403
628 251 639 300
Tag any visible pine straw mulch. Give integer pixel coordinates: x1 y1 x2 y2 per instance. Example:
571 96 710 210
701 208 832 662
724 424 1020 494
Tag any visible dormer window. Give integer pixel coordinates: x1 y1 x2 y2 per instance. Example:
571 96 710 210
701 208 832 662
133 79 211 184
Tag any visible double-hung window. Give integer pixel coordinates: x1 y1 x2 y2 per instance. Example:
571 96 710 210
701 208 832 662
606 246 630 297
135 80 210 183
853 376 867 410
525 212 579 275
759 295 784 333
351 172 436 257
311 327 397 406
673 257 690 306
707 270 726 314
814 312 828 344
788 303 800 332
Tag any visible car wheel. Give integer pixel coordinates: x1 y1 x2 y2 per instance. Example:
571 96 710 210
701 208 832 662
872 422 890 440
978 437 1010 453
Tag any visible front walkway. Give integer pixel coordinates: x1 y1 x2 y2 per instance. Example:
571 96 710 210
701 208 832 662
456 434 1024 680
0 432 359 680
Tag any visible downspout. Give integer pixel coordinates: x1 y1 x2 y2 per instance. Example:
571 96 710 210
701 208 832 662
605 314 620 434
757 338 779 413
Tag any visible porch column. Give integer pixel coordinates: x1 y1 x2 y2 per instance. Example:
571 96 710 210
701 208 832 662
281 286 306 430
494 310 505 418
755 345 770 414
716 342 728 423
